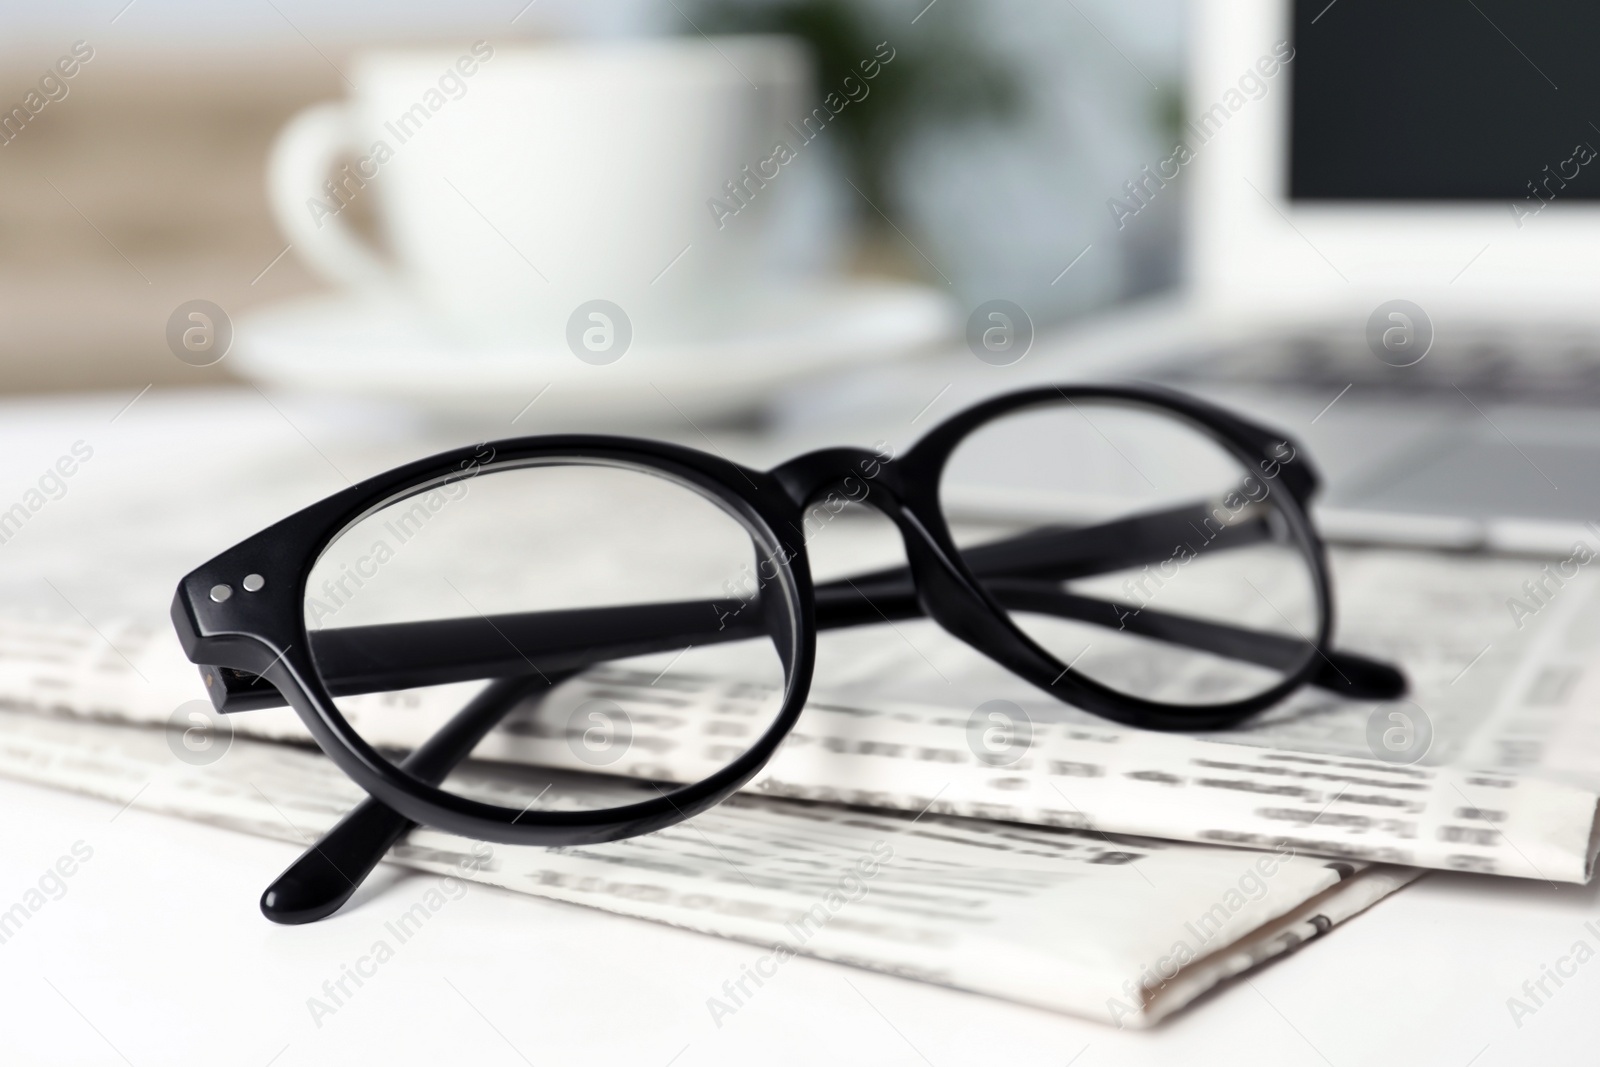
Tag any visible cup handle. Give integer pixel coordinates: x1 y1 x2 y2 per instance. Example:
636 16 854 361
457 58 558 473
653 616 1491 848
267 101 394 290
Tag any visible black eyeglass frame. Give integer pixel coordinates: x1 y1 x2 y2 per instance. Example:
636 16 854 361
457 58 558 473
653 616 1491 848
171 383 1373 850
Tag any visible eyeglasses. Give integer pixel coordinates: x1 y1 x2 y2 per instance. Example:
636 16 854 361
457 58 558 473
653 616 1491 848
172 383 1404 923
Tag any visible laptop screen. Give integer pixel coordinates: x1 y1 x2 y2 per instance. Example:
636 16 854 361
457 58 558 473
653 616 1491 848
1290 0 1600 200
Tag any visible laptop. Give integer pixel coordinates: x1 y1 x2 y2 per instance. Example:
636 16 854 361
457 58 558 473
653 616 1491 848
1135 0 1600 555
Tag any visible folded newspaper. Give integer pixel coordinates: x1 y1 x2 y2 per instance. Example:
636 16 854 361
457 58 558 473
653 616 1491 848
0 705 1416 1027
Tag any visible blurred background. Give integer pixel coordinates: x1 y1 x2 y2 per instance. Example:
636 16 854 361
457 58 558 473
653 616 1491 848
0 0 1184 398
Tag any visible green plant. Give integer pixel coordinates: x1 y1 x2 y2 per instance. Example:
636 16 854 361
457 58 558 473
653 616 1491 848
688 0 1023 214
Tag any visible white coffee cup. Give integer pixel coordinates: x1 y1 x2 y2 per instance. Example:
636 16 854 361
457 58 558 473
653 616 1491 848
268 37 808 344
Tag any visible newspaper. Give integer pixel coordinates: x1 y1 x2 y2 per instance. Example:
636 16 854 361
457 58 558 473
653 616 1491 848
0 705 1416 1027
2 529 1596 882
0 403 1586 1024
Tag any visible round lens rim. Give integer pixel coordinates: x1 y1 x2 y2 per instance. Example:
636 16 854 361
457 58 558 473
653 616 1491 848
904 384 1334 729
284 443 815 845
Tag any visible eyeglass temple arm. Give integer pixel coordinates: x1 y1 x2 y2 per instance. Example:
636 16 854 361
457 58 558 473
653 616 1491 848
259 673 568 924
251 593 1392 923
206 499 1234 710
867 498 1272 586
208 501 1401 711
978 580 1402 700
816 500 1400 696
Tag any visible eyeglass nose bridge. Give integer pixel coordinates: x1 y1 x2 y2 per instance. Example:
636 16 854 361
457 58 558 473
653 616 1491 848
769 444 1036 666
769 445 900 512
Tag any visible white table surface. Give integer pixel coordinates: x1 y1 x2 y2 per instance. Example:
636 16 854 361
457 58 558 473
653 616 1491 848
0 359 1594 1066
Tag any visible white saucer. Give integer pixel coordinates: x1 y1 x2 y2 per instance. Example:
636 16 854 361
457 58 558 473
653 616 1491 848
233 278 956 423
